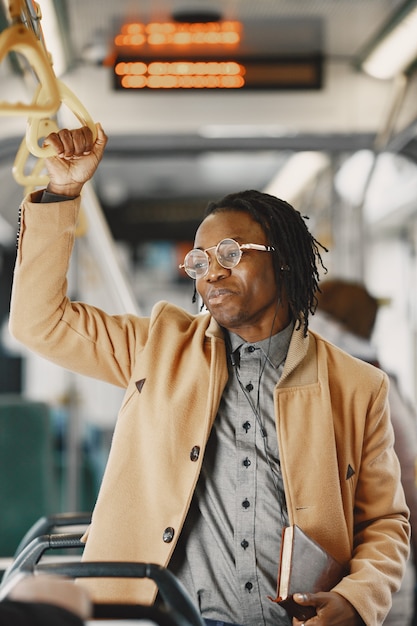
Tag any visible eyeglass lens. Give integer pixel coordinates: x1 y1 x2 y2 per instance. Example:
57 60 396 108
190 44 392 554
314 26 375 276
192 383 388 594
184 238 242 278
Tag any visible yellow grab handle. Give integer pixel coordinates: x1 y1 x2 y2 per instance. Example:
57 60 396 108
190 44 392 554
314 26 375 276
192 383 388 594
26 80 97 158
13 118 59 186
0 24 60 117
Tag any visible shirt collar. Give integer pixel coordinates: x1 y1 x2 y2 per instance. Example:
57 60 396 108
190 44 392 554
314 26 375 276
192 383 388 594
226 322 294 369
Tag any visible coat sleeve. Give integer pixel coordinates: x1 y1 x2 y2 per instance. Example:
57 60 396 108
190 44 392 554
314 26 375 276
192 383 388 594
9 195 148 387
332 369 410 625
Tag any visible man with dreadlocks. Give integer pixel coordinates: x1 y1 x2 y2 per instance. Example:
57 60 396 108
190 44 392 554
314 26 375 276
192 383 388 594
9 125 409 626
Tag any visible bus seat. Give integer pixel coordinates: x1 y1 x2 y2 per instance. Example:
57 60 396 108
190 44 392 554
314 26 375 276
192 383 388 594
0 395 59 556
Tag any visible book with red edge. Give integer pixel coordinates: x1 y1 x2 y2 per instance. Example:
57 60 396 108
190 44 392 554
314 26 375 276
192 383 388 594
269 524 346 621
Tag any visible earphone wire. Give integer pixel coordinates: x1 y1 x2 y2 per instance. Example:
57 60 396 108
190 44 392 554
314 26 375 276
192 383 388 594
228 299 288 522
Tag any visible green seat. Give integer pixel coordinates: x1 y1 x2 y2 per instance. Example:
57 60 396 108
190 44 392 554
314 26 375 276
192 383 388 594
0 395 59 556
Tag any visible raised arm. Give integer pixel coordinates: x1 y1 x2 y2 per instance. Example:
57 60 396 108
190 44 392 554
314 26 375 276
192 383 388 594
9 122 139 387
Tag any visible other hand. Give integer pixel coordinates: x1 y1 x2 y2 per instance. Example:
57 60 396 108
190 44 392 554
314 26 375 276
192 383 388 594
292 591 365 626
43 123 107 198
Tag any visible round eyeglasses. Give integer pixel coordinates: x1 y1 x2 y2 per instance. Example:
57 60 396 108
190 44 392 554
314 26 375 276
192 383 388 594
179 238 275 279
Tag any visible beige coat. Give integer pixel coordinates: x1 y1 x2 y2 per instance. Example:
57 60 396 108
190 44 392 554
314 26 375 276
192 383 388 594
10 195 410 625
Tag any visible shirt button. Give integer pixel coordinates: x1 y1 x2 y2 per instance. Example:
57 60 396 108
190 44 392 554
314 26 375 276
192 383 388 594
163 527 175 543
245 383 253 392
243 457 251 468
241 539 249 550
247 346 255 353
242 499 250 509
243 421 251 433
190 446 200 462
245 582 253 591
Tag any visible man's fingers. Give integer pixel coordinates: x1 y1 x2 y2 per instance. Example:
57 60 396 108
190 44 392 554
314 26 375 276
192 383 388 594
91 123 108 161
73 126 95 155
42 130 64 155
95 122 107 146
43 126 96 158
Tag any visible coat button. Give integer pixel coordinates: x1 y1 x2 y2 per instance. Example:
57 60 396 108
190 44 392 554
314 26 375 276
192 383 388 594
190 446 200 462
245 581 253 591
163 527 175 543
243 457 251 468
242 499 250 509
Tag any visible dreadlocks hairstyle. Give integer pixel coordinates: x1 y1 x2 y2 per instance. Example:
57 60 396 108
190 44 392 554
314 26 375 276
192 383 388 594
203 189 327 336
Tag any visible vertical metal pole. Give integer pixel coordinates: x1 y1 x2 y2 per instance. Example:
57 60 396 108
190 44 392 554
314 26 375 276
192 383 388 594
64 237 80 512
65 380 81 511
81 182 141 315
357 73 410 277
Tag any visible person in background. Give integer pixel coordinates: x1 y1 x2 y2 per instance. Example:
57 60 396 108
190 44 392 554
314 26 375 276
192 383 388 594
0 574 92 625
8 125 410 626
310 278 417 626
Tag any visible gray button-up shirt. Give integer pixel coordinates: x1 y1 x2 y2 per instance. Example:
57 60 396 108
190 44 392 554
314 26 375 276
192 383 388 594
169 323 294 626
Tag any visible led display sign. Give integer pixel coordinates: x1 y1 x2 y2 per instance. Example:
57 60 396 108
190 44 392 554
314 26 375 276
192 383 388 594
110 20 323 90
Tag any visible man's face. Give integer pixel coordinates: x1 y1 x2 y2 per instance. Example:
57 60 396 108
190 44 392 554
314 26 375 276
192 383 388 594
194 210 289 341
